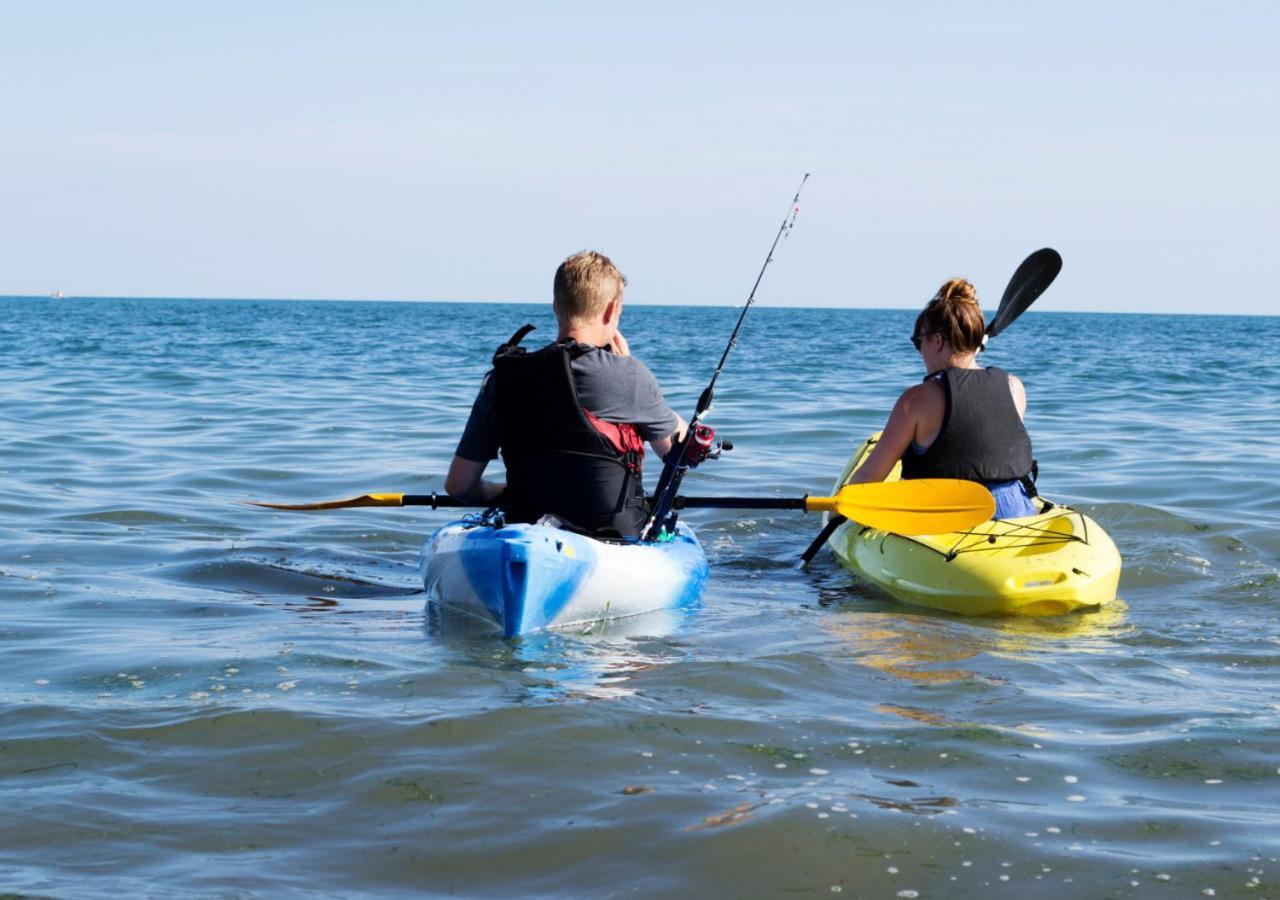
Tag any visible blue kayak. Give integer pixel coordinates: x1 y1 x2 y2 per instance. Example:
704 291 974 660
420 518 708 637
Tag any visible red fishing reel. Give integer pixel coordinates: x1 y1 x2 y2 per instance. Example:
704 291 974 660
664 424 731 469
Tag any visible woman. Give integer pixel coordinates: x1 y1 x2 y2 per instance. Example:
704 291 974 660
849 278 1039 519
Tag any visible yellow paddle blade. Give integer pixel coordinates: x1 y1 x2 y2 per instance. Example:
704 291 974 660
805 480 994 535
245 493 406 511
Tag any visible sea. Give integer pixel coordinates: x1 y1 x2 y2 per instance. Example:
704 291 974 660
2 296 1278 898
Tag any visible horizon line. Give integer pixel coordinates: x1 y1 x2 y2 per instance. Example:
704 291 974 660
2 293 1274 318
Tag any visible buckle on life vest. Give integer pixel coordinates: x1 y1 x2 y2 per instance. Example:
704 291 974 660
494 324 537 361
1019 459 1040 499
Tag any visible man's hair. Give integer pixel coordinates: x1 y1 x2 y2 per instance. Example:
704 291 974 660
553 251 627 324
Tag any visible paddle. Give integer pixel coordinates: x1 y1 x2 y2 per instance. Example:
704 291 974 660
796 247 1062 566
247 492 463 511
247 479 993 537
984 247 1061 342
687 480 994 535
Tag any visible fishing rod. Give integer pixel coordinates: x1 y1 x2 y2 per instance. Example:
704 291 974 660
641 173 811 541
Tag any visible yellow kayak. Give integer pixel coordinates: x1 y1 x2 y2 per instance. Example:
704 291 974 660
827 434 1122 616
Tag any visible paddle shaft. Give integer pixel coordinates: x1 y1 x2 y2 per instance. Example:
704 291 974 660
253 479 992 534
375 494 818 511
402 493 465 508
677 496 804 510
798 513 849 567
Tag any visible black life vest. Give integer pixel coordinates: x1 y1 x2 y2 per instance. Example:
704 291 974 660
900 365 1035 486
491 325 648 539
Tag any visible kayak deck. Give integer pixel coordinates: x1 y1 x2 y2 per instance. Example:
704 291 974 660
828 434 1122 616
421 518 708 637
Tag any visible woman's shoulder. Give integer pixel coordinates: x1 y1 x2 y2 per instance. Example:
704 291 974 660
908 371 947 395
986 365 1026 392
982 364 1022 381
1005 371 1027 415
898 376 946 413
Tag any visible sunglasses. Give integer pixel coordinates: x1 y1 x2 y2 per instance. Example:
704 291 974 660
910 330 939 351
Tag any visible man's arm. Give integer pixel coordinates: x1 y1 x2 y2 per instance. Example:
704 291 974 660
448 372 505 504
444 456 505 505
649 414 688 459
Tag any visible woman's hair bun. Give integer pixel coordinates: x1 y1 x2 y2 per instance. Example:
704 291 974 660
915 277 985 353
937 278 978 307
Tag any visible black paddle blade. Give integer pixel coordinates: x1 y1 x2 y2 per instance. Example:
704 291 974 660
986 248 1062 340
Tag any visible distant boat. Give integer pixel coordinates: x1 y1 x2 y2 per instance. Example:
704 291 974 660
50 290 67 300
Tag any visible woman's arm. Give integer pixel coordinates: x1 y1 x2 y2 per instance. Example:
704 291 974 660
847 381 945 484
1008 373 1027 418
847 391 918 484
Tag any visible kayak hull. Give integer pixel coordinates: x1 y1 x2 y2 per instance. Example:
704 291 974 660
420 519 708 637
828 434 1122 616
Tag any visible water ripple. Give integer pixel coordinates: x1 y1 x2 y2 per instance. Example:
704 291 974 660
2 297 1278 895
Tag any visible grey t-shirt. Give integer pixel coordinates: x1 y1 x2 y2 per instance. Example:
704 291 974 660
455 343 680 462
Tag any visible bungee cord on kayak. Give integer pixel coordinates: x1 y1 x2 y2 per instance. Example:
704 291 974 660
828 433 1118 615
642 172 811 541
929 511 1092 562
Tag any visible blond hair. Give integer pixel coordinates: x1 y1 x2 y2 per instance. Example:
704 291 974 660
553 250 627 324
913 277 985 353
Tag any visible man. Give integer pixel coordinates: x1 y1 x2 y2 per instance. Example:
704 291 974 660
445 250 709 538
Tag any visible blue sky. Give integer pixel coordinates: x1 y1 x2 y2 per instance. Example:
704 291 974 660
1 2 1275 314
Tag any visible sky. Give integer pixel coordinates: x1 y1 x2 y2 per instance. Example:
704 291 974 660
1 2 1276 314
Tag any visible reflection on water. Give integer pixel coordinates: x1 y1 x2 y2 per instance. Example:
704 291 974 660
427 601 693 701
821 599 1133 685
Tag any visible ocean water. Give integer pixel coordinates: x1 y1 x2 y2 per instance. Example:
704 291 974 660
2 296 1278 898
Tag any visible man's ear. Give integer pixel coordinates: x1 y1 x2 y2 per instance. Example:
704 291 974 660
602 295 620 326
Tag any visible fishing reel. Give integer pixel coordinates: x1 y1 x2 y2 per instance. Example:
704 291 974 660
707 436 733 460
663 424 731 470
648 428 731 539
692 423 734 464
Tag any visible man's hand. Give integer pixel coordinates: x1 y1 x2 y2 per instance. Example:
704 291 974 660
609 330 631 357
662 425 717 469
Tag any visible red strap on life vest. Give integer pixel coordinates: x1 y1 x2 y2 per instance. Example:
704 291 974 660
583 409 645 460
